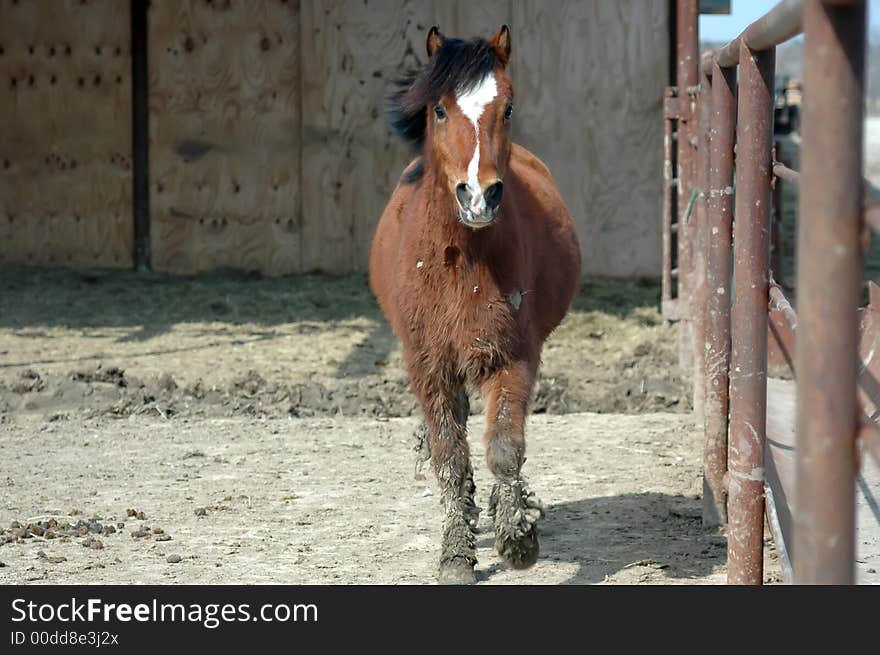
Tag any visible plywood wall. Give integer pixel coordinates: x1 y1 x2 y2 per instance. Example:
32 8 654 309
148 0 301 275
298 0 522 274
0 0 668 277
511 0 668 276
0 0 133 268
296 0 668 276
299 0 431 273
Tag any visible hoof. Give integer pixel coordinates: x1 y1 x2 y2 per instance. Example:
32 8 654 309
438 558 477 585
489 480 544 570
496 529 539 569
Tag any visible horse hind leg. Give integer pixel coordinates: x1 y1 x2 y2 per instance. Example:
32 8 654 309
483 361 544 570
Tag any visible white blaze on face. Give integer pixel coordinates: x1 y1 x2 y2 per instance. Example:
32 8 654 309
456 73 497 214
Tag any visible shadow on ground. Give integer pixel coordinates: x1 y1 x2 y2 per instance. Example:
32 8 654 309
0 266 381 335
477 491 722 584
1 265 663 331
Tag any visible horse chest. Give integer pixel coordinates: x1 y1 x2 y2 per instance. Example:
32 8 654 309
404 266 526 379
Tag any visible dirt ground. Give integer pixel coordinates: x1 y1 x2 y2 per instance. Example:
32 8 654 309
0 267 783 584
0 411 780 584
0 268 690 420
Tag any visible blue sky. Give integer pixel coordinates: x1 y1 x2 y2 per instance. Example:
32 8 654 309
699 0 880 41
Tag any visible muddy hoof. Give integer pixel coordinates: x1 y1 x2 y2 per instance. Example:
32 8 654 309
438 558 476 584
496 530 539 569
489 480 544 570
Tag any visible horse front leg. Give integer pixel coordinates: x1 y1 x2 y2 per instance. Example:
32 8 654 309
483 359 544 570
412 402 481 530
416 381 478 583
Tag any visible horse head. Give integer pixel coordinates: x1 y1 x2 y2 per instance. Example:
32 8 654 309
389 25 514 229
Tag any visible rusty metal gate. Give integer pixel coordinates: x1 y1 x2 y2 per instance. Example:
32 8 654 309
664 0 880 584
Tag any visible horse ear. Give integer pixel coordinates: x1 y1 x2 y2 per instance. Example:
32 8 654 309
490 24 511 66
426 26 444 58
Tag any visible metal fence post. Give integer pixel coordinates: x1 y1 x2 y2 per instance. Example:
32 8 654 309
793 0 865 585
677 0 699 373
703 61 736 528
727 41 774 585
692 67 712 442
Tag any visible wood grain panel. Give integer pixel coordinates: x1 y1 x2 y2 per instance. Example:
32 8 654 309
452 0 511 38
148 0 301 275
299 0 444 273
0 0 133 269
0 1 669 277
511 0 668 276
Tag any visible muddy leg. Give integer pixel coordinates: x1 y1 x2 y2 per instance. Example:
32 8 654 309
483 361 544 570
412 418 431 481
413 402 480 530
417 384 478 584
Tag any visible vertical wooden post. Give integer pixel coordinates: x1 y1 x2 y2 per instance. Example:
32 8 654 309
131 0 150 271
662 87 677 319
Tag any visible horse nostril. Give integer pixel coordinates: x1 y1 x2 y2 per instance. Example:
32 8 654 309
484 181 504 209
455 183 471 209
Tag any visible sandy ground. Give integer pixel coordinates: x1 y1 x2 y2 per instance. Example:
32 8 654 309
0 411 780 585
1 269 759 585
0 195 782 585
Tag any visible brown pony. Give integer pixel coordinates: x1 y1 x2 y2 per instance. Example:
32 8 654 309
369 25 581 583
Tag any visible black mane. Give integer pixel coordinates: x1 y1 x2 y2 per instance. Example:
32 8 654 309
387 36 497 157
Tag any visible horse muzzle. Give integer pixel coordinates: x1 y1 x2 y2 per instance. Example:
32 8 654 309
455 180 503 229
458 206 498 229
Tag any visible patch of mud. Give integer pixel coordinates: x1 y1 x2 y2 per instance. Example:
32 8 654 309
0 268 691 421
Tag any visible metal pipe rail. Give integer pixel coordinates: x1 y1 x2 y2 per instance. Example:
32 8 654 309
673 0 867 585
774 161 880 246
701 0 804 74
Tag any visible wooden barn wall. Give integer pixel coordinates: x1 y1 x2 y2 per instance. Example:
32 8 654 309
0 0 667 277
0 0 133 269
298 1 519 274
151 0 667 276
511 1 668 276
148 0 301 275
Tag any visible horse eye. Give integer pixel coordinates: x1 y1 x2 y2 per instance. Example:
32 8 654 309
504 104 514 121
434 105 446 120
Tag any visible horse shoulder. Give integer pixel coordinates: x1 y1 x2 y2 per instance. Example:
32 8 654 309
510 143 554 183
509 144 575 234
